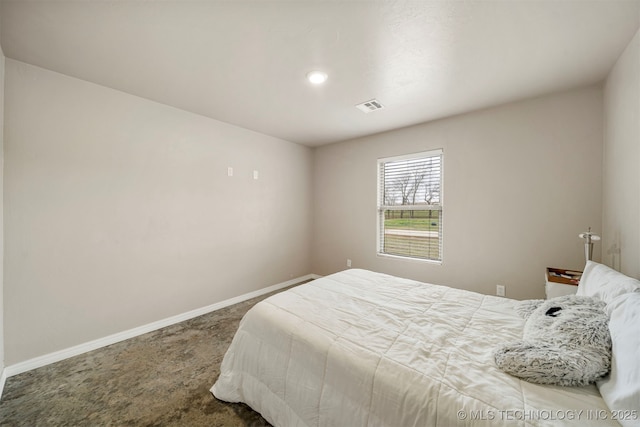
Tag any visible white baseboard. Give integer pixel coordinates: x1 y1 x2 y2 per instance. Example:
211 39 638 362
4 273 321 379
0 367 7 401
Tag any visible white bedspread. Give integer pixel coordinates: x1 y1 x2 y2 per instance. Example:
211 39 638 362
212 269 617 426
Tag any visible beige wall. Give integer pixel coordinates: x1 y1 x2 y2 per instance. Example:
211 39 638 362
312 86 603 300
0 25 5 376
4 60 313 365
603 29 640 278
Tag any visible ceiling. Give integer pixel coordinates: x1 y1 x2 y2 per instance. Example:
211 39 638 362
1 1 639 147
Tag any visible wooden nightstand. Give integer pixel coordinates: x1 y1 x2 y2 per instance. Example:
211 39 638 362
545 267 582 299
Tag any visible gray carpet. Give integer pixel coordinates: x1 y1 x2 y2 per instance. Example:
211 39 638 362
0 282 307 426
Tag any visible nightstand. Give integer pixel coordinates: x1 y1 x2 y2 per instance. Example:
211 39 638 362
545 267 582 299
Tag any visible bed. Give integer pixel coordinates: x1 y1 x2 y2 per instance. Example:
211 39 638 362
211 267 640 426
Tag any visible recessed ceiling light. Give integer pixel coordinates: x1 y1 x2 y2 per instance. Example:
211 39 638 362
307 71 328 85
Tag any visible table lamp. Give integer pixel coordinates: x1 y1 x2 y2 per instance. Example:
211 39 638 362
579 227 600 263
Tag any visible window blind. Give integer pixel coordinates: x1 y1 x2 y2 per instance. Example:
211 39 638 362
377 149 443 262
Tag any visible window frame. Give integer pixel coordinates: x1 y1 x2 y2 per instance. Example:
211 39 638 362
376 149 444 263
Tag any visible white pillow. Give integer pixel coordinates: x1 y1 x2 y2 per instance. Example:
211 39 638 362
597 292 640 427
576 261 640 303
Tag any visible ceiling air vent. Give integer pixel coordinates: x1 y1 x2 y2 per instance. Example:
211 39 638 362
355 99 384 113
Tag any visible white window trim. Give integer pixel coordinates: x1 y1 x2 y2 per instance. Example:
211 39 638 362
376 149 444 263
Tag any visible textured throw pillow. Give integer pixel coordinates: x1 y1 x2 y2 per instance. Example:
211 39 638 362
494 295 611 387
597 292 640 427
577 261 640 303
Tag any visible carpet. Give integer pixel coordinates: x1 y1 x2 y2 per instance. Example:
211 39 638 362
0 283 307 426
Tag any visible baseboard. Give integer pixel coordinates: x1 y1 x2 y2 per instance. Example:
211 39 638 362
4 273 321 378
0 367 7 401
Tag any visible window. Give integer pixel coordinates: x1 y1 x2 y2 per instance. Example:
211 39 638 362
377 149 443 262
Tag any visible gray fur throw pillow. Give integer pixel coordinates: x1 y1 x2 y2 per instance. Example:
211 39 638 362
494 295 611 387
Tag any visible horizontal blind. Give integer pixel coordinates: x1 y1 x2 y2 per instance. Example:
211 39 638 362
378 150 443 262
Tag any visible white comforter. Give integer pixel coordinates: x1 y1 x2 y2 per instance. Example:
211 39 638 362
212 269 617 426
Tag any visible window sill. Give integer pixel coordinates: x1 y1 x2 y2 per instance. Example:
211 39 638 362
376 252 443 265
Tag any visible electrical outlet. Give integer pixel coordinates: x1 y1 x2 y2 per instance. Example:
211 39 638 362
346 259 352 268
496 285 506 297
